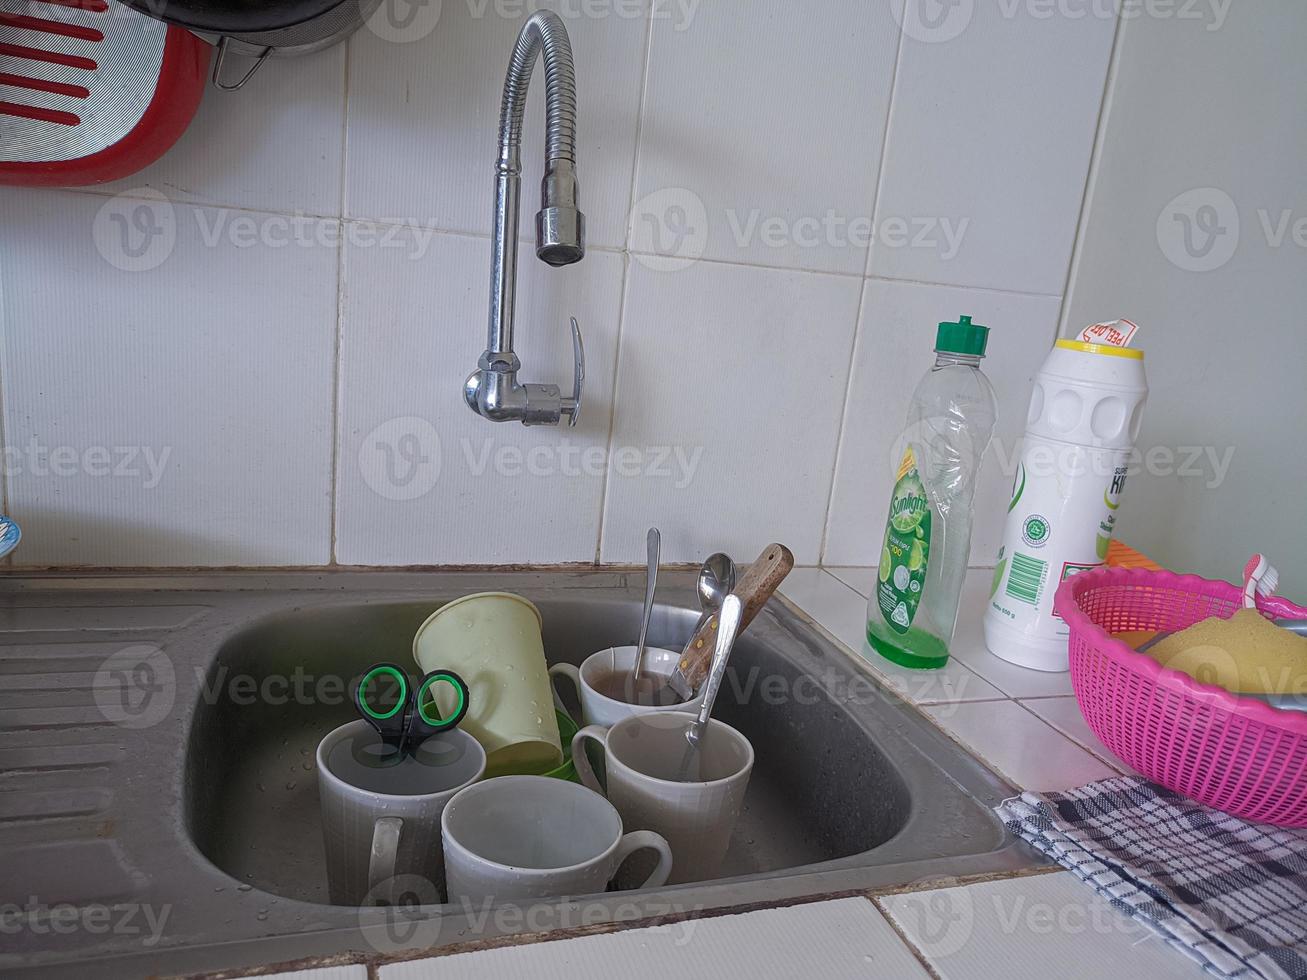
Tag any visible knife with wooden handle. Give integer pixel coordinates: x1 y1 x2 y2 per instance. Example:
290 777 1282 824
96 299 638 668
665 542 794 700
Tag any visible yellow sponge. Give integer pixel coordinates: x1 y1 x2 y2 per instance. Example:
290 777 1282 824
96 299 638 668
1143 608 1307 695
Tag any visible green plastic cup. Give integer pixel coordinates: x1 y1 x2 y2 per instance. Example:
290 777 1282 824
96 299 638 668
540 709 581 783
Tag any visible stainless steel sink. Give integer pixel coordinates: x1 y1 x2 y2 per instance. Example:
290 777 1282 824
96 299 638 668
0 570 1038 978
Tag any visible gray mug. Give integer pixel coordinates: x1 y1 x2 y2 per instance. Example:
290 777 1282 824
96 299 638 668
317 719 486 906
573 712 753 885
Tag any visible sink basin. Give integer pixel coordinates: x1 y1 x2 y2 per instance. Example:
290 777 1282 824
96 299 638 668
0 570 1035 978
186 597 915 903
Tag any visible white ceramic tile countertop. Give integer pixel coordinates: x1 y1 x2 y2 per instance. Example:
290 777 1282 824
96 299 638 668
249 567 1193 980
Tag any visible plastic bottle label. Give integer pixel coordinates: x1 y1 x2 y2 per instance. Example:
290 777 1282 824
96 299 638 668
1077 318 1138 347
877 448 931 635
988 445 1128 639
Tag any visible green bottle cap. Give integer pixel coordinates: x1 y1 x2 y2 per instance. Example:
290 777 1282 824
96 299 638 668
935 314 989 357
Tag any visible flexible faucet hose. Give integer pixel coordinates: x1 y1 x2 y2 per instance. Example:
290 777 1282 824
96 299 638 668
498 9 577 164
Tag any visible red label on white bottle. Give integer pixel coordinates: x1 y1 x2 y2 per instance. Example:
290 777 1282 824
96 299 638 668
1077 319 1139 348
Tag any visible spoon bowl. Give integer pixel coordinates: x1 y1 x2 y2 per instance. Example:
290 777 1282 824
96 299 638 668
697 552 737 618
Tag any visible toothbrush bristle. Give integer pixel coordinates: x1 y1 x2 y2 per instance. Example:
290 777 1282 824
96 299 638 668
1257 566 1280 596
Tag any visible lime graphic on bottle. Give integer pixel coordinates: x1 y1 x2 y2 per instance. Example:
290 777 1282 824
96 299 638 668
909 538 927 571
876 448 932 636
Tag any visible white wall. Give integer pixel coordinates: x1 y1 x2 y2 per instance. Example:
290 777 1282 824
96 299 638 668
1062 0 1307 588
0 0 1118 568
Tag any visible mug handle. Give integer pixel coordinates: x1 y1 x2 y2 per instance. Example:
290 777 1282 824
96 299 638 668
571 724 608 794
612 830 673 889
549 663 582 719
368 816 403 906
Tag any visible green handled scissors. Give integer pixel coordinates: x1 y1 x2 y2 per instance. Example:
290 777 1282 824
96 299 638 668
352 662 470 757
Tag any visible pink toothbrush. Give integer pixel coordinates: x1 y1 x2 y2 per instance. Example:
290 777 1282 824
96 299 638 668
1242 553 1281 609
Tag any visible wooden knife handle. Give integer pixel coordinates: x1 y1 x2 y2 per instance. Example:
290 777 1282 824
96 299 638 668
675 543 794 692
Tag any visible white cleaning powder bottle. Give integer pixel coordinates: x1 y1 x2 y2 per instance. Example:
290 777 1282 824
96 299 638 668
983 324 1148 671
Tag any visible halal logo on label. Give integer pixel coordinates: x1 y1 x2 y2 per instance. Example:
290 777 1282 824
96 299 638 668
1021 515 1051 549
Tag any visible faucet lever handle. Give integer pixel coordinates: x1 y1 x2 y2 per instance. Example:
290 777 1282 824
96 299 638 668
563 316 584 428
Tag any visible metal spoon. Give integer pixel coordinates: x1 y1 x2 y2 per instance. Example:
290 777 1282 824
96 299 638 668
694 552 737 633
628 527 660 697
676 593 743 782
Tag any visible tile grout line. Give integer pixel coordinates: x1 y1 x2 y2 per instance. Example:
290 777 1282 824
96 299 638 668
327 39 354 566
927 697 1116 787
790 572 1109 772
822 566 870 597
1055 7 1128 338
593 2 657 565
593 251 633 565
869 895 945 980
621 4 658 255
861 3 910 282
51 189 1065 301
817 278 868 566
863 274 1060 301
1014 696 1131 774
817 0 1046 569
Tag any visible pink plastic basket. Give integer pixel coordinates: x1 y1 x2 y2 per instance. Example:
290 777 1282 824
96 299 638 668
1055 565 1307 827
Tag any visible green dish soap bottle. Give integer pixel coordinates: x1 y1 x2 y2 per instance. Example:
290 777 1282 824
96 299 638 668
867 315 997 669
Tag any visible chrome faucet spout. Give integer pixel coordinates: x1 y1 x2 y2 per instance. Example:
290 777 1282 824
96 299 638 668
465 10 586 427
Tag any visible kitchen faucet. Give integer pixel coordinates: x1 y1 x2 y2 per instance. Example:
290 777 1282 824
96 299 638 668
464 10 586 427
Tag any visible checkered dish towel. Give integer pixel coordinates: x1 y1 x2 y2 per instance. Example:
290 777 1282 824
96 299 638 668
998 777 1307 980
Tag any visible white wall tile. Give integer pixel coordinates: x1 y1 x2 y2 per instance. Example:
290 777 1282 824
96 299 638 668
1020 697 1136 775
823 280 1060 568
631 0 901 274
924 699 1116 791
882 872 1205 980
825 565 877 597
102 48 347 217
1063 4 1307 586
256 967 368 980
600 260 861 565
948 570 1074 699
335 227 622 564
12 1 1290 580
345 0 648 249
779 568 1004 707
821 567 1076 697
870 5 1115 293
0 188 337 566
381 897 929 980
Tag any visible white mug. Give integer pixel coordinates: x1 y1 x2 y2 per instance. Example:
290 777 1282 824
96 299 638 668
440 775 672 906
572 711 753 885
549 645 704 728
317 719 486 906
